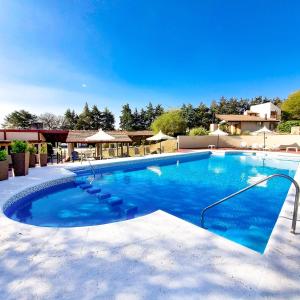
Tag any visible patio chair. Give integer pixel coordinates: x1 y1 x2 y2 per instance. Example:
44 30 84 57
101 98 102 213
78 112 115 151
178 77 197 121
71 151 80 162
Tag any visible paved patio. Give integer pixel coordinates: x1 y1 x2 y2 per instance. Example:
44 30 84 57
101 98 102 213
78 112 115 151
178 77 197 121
0 152 299 299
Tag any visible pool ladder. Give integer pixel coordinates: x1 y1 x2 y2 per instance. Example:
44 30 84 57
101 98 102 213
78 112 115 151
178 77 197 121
200 174 300 234
87 159 96 183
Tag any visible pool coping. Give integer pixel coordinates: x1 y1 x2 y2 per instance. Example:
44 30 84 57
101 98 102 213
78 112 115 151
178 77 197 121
1 149 299 253
0 150 300 299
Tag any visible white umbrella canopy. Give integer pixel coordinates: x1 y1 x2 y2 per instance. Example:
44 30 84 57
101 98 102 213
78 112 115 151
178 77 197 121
251 126 274 148
85 129 115 142
209 128 229 136
146 130 175 153
252 126 273 135
209 128 228 148
85 129 115 159
146 130 175 141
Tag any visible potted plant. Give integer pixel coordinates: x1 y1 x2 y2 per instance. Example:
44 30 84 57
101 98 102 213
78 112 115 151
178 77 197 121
11 140 29 176
0 149 9 181
39 144 48 167
28 144 37 168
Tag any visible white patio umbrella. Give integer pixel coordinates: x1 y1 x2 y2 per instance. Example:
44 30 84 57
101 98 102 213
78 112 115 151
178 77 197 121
252 126 274 148
85 129 115 159
209 128 228 148
146 130 175 154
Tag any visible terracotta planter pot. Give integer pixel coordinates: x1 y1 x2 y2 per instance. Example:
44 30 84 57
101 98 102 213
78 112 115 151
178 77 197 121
11 152 29 176
39 154 48 167
29 154 36 168
0 160 9 181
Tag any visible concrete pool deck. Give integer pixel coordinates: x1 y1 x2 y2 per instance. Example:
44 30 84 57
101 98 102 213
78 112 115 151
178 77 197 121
0 151 300 299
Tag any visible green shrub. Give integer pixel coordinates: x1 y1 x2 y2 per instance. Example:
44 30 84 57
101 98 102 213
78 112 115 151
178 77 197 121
189 127 209 136
11 140 28 153
277 120 300 133
0 150 7 161
40 144 48 154
28 144 37 155
151 110 187 135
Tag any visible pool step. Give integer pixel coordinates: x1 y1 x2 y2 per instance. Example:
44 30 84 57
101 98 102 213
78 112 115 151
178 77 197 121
107 196 123 206
79 183 92 190
97 193 111 200
124 204 138 219
86 187 101 194
75 180 86 186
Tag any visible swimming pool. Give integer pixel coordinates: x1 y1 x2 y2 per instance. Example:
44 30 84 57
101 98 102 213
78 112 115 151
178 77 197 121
4 152 299 253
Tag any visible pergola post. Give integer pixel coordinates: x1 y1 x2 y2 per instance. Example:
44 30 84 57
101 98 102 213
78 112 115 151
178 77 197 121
67 143 74 158
121 143 124 157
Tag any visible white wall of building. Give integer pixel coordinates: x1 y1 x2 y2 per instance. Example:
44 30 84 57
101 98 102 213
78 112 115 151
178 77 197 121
250 102 281 119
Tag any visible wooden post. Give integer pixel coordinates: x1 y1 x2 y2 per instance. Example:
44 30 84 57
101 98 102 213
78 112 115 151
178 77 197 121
121 143 124 157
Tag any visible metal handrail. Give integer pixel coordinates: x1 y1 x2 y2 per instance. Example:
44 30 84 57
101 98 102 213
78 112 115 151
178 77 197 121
87 159 96 183
200 174 300 234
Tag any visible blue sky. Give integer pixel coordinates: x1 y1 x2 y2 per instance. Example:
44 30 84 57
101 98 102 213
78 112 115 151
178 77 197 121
0 0 299 125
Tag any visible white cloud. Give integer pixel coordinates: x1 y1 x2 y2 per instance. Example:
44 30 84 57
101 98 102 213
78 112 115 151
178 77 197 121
81 83 87 88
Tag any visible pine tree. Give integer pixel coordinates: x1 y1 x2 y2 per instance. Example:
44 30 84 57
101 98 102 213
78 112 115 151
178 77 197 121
145 102 155 129
90 105 102 130
119 104 133 130
76 103 92 129
154 104 164 118
131 108 141 130
101 108 115 130
3 110 37 129
139 108 147 130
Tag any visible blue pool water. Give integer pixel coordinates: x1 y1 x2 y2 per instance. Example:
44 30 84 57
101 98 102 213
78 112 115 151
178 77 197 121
5 152 299 253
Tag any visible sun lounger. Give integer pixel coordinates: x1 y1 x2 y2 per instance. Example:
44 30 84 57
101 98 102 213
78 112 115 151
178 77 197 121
251 143 259 150
240 142 247 149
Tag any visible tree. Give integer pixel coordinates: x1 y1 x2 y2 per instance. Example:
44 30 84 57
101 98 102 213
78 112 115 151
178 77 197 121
90 105 103 130
55 115 67 129
151 110 187 136
145 102 155 128
119 104 133 130
39 113 62 129
281 90 300 120
181 104 198 130
76 103 92 129
196 103 213 129
277 120 300 133
139 108 147 130
3 110 37 128
131 108 142 130
101 108 115 130
64 109 78 129
189 126 209 136
154 104 164 118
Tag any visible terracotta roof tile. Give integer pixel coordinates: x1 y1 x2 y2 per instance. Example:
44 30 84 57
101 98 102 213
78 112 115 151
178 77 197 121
216 114 279 122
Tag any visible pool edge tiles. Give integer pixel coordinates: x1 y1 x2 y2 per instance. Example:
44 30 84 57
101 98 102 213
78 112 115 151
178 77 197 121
2 174 76 214
1 150 299 255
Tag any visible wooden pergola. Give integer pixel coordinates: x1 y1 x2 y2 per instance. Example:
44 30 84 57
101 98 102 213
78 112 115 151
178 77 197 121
66 130 133 158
